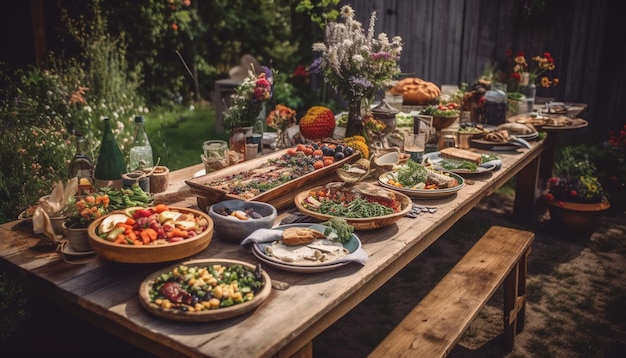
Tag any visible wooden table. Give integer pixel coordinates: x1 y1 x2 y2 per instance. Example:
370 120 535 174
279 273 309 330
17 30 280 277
0 139 550 358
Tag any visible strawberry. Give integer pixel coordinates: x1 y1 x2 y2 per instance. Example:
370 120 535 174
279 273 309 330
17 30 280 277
299 106 336 140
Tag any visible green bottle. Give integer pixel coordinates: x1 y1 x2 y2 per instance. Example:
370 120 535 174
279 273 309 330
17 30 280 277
94 118 127 189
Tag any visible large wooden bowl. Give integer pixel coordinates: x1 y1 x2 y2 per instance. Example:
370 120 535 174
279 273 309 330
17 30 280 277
432 115 459 130
138 258 271 321
294 184 412 230
87 207 213 263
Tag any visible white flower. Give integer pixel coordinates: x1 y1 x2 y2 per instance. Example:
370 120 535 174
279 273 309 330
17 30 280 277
311 5 402 99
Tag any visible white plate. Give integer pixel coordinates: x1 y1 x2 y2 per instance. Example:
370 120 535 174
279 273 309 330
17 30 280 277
250 223 361 273
423 152 497 175
252 245 349 273
378 171 465 199
515 131 539 140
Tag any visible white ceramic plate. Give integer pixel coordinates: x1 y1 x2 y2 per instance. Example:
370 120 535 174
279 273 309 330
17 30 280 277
378 171 465 199
250 223 361 273
423 152 497 175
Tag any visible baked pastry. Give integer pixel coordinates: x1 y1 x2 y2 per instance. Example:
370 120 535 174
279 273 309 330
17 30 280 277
496 122 535 135
390 78 441 105
484 129 510 143
439 147 482 165
281 227 325 246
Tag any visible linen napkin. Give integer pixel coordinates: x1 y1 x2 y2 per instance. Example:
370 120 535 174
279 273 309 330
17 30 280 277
32 178 78 243
241 226 369 265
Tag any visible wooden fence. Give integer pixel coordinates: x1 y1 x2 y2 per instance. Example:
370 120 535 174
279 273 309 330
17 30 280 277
342 0 625 138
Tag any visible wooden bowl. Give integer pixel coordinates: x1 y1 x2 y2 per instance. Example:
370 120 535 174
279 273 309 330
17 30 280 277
87 207 213 263
138 258 271 321
432 116 459 130
294 184 412 230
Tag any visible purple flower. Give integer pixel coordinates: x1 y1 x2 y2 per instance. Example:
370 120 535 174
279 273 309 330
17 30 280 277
310 57 323 74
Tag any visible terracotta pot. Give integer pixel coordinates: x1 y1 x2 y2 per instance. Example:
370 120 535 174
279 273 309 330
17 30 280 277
546 200 611 239
63 222 92 252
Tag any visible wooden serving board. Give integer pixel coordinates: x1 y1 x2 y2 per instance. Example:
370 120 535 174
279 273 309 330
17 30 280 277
185 148 359 211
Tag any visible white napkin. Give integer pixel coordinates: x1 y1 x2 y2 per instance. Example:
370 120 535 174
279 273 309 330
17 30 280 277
241 227 368 265
32 178 78 243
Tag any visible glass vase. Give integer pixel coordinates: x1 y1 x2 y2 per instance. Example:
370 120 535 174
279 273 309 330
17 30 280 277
229 128 247 162
275 127 292 150
345 96 364 138
521 83 537 113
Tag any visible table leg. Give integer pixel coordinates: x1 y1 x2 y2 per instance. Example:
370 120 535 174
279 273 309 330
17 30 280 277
513 154 540 223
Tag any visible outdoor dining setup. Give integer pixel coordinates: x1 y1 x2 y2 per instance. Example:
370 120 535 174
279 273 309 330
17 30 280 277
0 5 599 358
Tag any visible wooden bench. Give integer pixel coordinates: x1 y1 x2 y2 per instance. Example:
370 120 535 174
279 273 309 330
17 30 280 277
369 226 534 358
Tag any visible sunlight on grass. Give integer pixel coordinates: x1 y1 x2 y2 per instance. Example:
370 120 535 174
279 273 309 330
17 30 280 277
145 103 229 171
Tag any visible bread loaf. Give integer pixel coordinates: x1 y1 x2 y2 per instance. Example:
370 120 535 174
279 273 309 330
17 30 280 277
439 147 482 165
390 78 440 105
281 227 325 246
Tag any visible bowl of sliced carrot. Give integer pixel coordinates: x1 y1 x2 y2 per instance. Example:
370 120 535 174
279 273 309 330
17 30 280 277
87 204 213 263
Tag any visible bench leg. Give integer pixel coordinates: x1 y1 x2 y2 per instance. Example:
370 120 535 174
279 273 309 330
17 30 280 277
502 248 530 351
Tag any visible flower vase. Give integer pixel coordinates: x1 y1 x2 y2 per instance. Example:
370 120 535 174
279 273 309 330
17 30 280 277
63 222 92 252
229 128 247 162
275 127 292 150
521 83 537 113
345 96 364 138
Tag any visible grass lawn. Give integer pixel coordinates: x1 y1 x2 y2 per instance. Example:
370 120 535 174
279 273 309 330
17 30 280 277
145 102 230 171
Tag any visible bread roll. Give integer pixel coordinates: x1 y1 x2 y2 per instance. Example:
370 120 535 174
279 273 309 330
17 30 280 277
390 78 441 105
281 227 325 246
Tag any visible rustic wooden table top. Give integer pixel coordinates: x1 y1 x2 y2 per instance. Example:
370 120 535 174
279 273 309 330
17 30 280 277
0 139 550 358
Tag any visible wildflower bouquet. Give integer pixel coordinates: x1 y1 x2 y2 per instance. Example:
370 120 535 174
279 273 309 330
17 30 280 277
224 66 273 131
64 194 111 229
265 104 297 131
504 50 559 90
311 5 403 100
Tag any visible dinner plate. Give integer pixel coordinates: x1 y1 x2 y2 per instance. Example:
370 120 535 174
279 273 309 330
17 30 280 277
423 152 497 175
377 171 465 199
293 183 412 230
138 258 271 322
470 138 524 151
250 223 361 273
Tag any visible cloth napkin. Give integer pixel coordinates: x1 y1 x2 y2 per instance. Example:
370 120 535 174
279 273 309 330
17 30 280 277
32 178 78 243
241 226 369 265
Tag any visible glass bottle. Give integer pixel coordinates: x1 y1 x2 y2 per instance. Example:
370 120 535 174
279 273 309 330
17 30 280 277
94 118 126 189
68 133 95 196
129 116 154 171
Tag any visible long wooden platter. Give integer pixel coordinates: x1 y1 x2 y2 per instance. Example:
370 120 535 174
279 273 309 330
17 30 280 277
185 148 359 210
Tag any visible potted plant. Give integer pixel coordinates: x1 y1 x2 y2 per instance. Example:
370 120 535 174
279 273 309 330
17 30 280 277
63 193 111 251
544 147 610 238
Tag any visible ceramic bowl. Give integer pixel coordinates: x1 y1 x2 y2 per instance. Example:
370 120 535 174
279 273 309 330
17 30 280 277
372 151 400 176
208 200 277 243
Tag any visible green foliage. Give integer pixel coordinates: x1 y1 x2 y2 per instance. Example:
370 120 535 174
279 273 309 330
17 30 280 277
0 1 146 223
295 0 340 30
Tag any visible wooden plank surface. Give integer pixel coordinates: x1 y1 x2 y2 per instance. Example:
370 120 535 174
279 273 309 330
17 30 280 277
0 139 548 358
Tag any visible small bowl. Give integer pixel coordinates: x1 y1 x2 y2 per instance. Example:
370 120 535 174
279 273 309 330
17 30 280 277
208 200 277 243
372 151 400 176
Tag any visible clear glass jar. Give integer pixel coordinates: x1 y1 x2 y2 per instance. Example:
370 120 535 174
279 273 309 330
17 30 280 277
202 140 229 173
